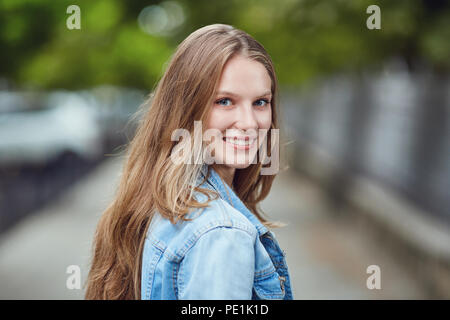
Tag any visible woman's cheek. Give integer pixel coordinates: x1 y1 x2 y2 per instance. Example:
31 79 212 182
207 109 229 131
258 110 272 129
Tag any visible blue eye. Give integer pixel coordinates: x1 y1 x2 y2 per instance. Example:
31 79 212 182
254 99 270 107
215 98 270 108
216 98 232 107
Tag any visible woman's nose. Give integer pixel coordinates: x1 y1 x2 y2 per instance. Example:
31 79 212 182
237 103 258 130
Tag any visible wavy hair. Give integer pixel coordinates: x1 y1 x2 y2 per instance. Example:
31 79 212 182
85 23 284 300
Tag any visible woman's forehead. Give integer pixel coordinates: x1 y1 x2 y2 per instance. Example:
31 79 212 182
217 56 272 97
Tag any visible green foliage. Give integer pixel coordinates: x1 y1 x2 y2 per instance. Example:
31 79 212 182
0 0 448 90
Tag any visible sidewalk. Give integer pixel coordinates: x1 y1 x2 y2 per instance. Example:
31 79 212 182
0 156 123 299
267 168 426 298
0 157 426 299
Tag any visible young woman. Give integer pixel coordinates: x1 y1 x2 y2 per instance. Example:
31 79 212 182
85 24 293 300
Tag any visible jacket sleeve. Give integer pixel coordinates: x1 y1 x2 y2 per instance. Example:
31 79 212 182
177 226 256 300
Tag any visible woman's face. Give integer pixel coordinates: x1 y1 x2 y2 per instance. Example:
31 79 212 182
205 54 272 174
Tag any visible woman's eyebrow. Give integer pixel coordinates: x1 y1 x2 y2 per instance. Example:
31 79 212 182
216 90 272 98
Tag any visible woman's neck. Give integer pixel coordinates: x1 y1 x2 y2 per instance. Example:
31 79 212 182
211 164 235 189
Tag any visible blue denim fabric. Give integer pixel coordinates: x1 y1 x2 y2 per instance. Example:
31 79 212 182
141 164 293 300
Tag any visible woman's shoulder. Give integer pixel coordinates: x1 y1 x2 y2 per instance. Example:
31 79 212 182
145 192 258 261
191 189 258 236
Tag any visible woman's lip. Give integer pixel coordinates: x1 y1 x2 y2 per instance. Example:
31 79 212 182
222 136 257 141
223 137 256 150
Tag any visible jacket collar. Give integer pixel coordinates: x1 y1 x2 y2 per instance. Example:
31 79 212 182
198 164 269 237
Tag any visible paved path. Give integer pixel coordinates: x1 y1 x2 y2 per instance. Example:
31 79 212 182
0 157 426 299
267 168 426 299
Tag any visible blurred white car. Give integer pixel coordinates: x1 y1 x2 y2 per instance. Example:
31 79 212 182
0 93 103 165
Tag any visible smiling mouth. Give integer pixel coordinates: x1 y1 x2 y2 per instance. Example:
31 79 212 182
222 136 256 146
222 137 257 151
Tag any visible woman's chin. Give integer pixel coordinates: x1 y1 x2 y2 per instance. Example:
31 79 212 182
222 159 256 169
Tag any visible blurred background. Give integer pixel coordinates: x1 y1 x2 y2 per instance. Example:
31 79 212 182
0 0 449 299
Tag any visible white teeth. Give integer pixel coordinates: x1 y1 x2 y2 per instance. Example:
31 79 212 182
225 138 254 146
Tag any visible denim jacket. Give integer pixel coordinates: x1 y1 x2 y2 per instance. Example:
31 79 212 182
141 164 293 300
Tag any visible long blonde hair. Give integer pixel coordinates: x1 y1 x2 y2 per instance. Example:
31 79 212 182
85 24 283 300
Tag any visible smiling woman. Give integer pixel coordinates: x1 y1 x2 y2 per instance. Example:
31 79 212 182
207 54 273 186
85 23 292 300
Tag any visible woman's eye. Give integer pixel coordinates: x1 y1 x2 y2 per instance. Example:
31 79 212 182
216 98 232 107
254 99 269 107
215 98 270 108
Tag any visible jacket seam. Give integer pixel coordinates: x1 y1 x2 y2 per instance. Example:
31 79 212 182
147 234 167 252
144 247 163 299
169 222 257 263
172 262 179 299
254 265 277 280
